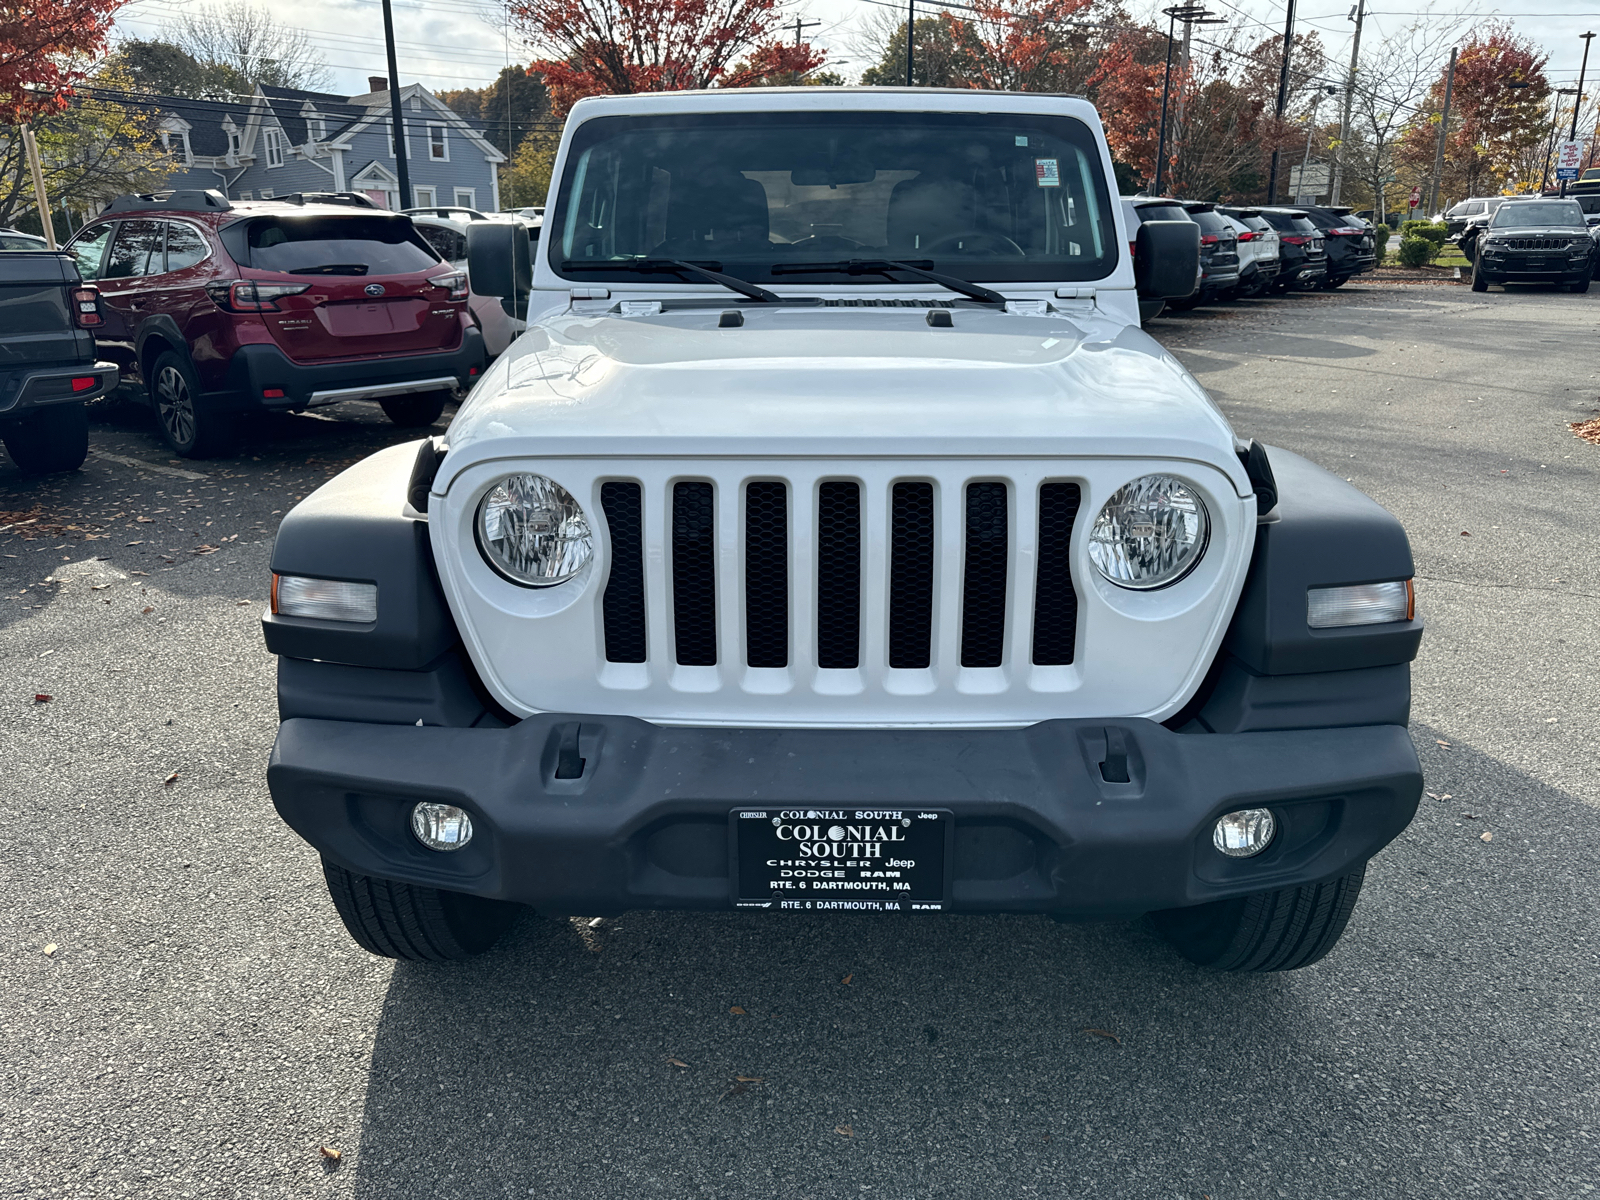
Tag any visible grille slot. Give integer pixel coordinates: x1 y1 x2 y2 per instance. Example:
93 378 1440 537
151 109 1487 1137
744 482 788 668
671 481 717 666
599 482 646 663
888 481 936 669
816 481 861 669
960 483 1008 668
1032 482 1081 665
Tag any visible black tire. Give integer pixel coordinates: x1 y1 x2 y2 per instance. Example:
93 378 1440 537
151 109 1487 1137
1570 276 1591 294
321 858 522 961
2 403 88 475
1471 271 1489 292
379 390 449 428
1150 865 1366 972
1322 274 1347 289
150 349 233 457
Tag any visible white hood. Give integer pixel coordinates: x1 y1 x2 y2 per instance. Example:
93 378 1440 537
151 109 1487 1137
439 303 1250 496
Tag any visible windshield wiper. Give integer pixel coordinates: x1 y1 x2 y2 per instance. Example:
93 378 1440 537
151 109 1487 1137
562 258 779 303
769 259 1007 305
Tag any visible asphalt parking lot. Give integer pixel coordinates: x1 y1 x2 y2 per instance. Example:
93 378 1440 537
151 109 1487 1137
3 281 1599 1200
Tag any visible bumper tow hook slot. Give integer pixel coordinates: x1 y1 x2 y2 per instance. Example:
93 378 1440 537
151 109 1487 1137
555 723 586 779
1099 728 1131 784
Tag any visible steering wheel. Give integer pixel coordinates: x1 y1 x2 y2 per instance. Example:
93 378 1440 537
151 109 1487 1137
785 234 867 253
924 231 1027 258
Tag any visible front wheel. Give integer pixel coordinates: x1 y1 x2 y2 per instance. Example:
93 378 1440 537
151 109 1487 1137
379 390 449 428
2 403 88 475
321 858 522 961
151 350 233 457
1471 271 1489 293
1150 866 1366 972
1570 276 1591 294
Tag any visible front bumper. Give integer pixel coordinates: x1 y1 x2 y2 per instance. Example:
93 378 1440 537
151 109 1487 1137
268 714 1422 918
216 330 487 412
0 360 117 417
1478 255 1592 283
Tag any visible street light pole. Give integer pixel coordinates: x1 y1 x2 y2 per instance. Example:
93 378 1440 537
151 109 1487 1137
905 0 914 86
1266 0 1298 204
1543 89 1579 192
1562 32 1596 197
1331 0 1364 204
381 0 411 209
1153 6 1223 196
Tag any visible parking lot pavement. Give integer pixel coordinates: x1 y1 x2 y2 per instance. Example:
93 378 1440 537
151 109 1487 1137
3 284 1599 1200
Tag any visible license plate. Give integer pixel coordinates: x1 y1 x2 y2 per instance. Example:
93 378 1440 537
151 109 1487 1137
1524 258 1546 269
731 808 952 912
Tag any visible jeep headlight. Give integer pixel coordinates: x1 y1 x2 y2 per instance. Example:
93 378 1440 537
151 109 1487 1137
1087 474 1209 590
476 473 593 587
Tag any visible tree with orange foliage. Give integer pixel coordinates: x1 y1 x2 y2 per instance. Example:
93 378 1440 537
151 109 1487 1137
0 0 126 125
936 0 1098 94
508 0 825 113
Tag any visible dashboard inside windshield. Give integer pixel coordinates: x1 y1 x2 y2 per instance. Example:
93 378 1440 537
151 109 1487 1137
549 111 1116 285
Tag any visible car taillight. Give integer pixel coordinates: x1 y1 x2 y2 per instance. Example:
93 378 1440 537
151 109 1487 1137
1199 233 1219 245
206 280 312 312
1328 226 1366 235
1282 234 1310 245
429 270 469 302
70 286 102 328
1128 240 1138 259
71 376 97 392
1237 231 1257 241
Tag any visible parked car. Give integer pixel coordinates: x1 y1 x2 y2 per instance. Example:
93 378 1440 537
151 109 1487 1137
61 189 487 457
0 250 117 473
1167 202 1240 307
1444 197 1508 239
1471 197 1596 293
1216 207 1280 297
411 213 525 357
1 227 49 250
263 87 1423 974
1566 167 1600 195
1120 196 1200 321
1295 206 1376 287
1257 208 1328 290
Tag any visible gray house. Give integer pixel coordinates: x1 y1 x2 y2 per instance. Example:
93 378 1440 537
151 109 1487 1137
153 77 505 211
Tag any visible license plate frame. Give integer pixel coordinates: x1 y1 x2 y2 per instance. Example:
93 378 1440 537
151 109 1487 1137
730 807 953 912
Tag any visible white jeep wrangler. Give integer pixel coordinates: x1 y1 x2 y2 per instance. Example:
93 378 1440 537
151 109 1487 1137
263 89 1423 971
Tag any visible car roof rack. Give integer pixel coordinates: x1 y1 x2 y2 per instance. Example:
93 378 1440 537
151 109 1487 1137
401 206 489 220
277 191 381 208
104 189 233 214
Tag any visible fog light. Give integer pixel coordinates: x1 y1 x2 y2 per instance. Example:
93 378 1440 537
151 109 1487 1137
411 802 473 851
271 573 377 622
1213 808 1276 858
1307 579 1413 628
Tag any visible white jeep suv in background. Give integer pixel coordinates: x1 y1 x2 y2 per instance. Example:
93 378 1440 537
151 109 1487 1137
261 88 1423 973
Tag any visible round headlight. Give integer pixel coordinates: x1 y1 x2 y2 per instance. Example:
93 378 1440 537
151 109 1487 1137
1087 474 1209 590
476 473 593 587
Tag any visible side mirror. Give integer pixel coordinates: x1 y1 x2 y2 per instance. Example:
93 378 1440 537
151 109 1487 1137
1134 220 1201 300
466 220 532 322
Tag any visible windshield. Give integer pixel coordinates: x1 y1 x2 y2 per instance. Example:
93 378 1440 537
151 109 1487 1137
1491 202 1583 228
549 111 1116 285
230 215 440 275
1133 203 1190 223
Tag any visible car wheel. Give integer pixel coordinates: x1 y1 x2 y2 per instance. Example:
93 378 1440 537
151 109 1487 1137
1150 866 1366 972
151 350 232 458
1 403 88 475
1471 271 1489 292
379 390 449 428
1570 276 1591 294
321 858 522 961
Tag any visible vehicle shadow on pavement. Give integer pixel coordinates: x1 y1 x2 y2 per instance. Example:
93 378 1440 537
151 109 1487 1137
340 722 1600 1200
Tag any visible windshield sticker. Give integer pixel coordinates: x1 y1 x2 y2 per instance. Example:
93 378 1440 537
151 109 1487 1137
1035 158 1060 187
1015 135 1029 146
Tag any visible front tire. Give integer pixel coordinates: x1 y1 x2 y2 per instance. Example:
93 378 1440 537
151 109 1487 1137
1471 271 1489 292
379 390 449 428
151 350 233 457
2 403 88 475
321 858 521 961
1150 866 1366 972
1570 276 1591 294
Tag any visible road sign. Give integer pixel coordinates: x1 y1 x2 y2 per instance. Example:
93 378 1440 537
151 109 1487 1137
1409 185 1421 210
1289 162 1330 197
1556 139 1584 182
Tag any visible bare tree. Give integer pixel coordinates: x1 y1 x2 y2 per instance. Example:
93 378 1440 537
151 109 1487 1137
172 1 332 93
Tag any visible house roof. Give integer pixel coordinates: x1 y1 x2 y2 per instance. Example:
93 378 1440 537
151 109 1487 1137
258 84 369 144
155 95 256 157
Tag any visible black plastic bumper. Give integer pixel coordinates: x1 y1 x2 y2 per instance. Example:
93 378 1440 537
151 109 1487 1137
268 714 1422 918
0 360 117 418
216 330 486 411
1477 262 1590 284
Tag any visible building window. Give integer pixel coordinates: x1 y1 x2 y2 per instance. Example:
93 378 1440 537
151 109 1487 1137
238 191 252 200
264 129 283 168
180 130 192 163
454 188 475 209
309 116 325 141
259 188 274 199
428 124 447 161
227 130 241 159
414 185 436 208
387 120 411 159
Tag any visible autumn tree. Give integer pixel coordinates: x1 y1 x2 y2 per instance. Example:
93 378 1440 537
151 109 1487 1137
172 0 332 93
856 13 969 88
115 38 246 100
508 0 826 113
1397 25 1550 203
1 0 126 124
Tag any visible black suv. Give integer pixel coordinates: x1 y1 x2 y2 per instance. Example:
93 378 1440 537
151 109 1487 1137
1295 206 1376 287
1169 202 1239 307
1472 198 1596 293
1 251 117 474
1257 209 1327 290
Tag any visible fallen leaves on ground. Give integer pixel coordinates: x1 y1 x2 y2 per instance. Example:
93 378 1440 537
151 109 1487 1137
1571 416 1600 446
835 1125 854 1138
840 973 853 985
319 1147 342 1162
33 694 51 704
141 607 153 614
163 771 179 786
729 1006 747 1016
135 516 154 523
1480 831 1493 843
43 944 56 956
665 1057 689 1069
735 1075 763 1083
0 507 100 540
1426 791 1454 801
1435 740 1451 748
1083 1028 1122 1045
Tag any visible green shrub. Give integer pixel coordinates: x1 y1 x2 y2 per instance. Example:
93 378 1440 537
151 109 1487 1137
1396 234 1441 267
1401 220 1448 246
1373 224 1391 259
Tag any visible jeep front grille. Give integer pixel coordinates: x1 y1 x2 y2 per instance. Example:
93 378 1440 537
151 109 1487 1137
599 476 1081 673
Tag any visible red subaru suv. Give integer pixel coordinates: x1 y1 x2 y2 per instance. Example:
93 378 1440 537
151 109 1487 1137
64 190 485 457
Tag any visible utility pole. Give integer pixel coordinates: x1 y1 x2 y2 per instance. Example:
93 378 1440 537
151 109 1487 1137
381 0 411 209
1562 32 1596 198
790 17 820 85
1154 6 1222 196
1266 0 1298 204
905 0 914 86
21 125 57 249
1331 0 1364 204
1543 88 1579 192
1426 47 1456 219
